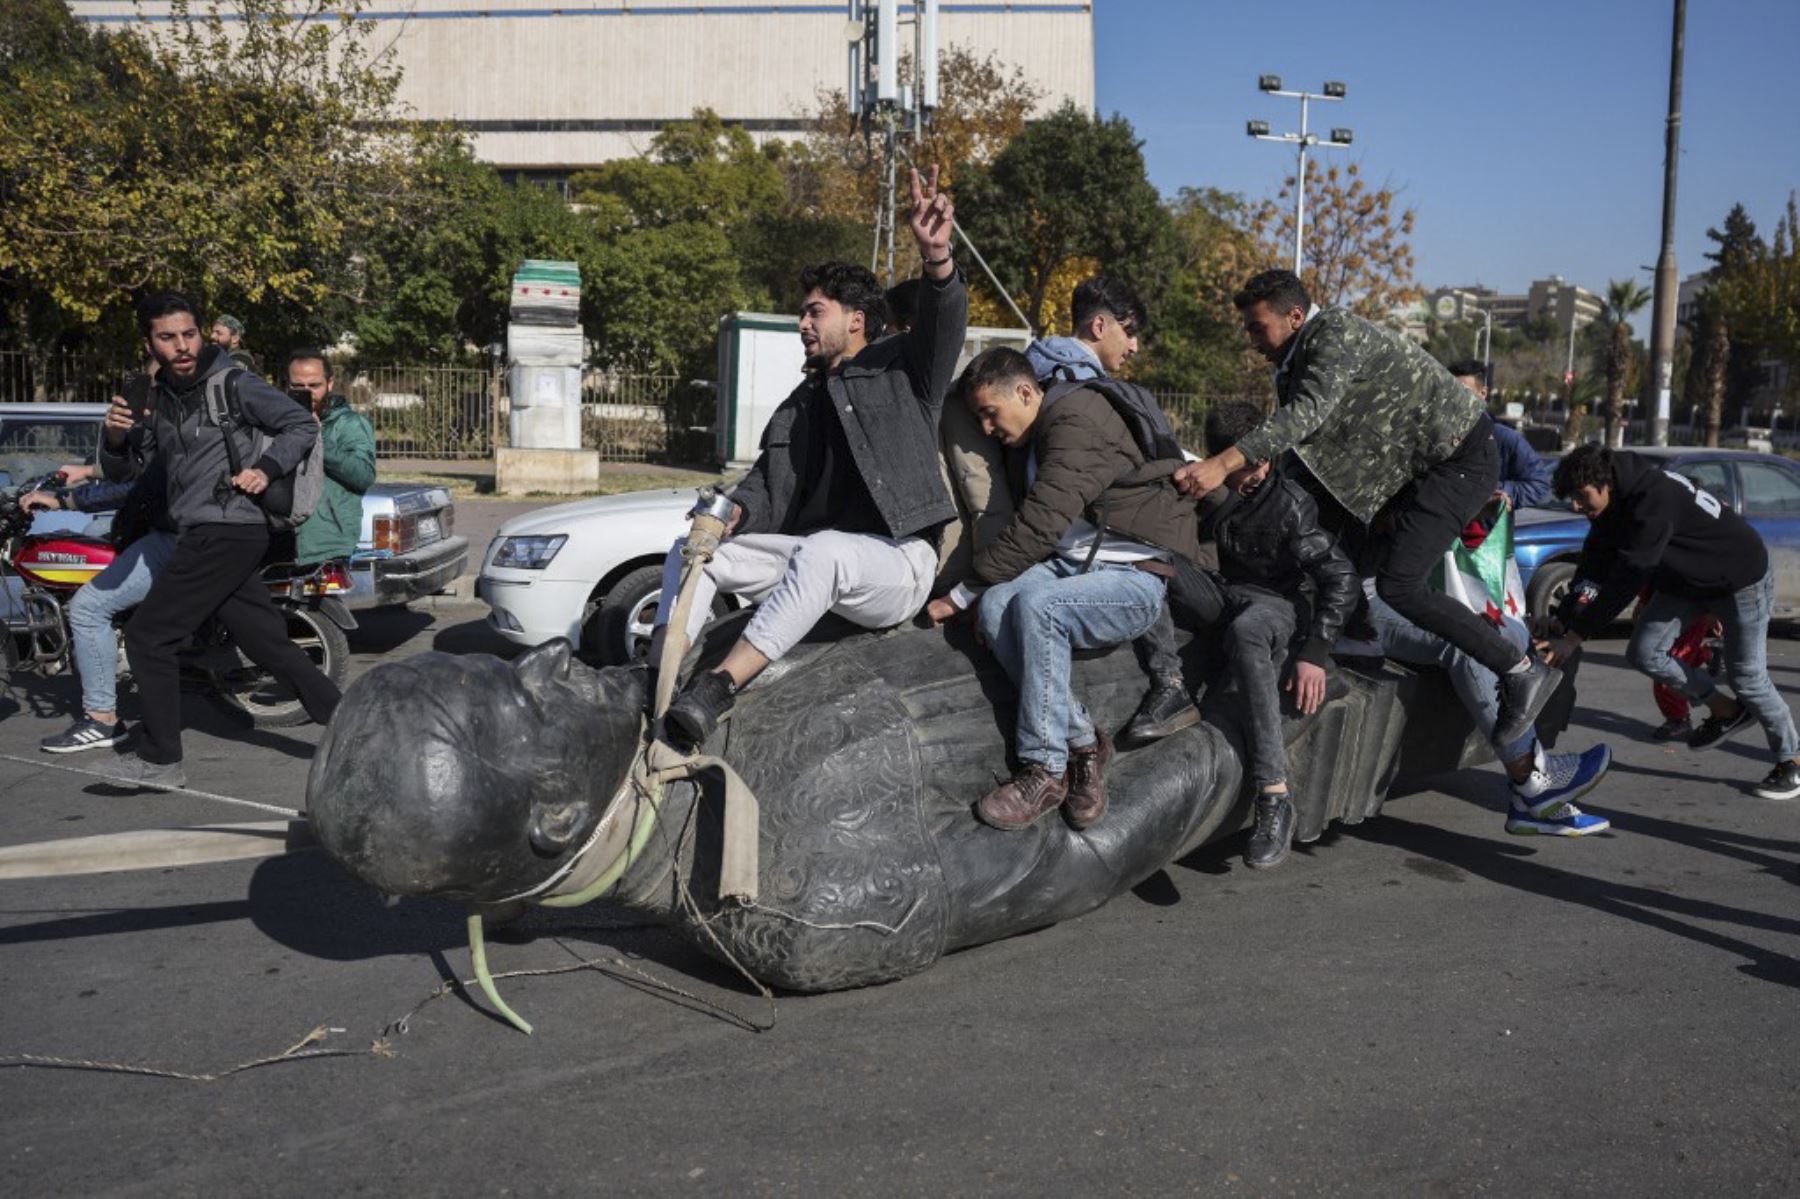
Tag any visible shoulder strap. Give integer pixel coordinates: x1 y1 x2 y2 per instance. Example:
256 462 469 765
204 368 247 476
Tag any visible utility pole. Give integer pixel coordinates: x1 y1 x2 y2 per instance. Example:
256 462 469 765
1247 76 1352 275
1647 0 1686 446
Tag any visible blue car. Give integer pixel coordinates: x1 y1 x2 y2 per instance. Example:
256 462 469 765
1512 446 1800 622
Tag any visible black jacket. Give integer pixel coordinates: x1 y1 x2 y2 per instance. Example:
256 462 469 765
730 270 968 540
1205 470 1358 666
1561 450 1769 638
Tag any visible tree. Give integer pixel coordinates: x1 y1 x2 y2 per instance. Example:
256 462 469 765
1247 161 1420 320
1716 193 1800 393
955 103 1176 334
349 138 598 361
1135 186 1265 399
1598 278 1651 447
0 0 411 356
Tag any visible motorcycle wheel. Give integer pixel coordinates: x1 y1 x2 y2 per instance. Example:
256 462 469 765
208 605 349 729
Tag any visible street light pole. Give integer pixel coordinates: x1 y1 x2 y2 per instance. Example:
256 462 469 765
1646 0 1686 446
1247 77 1351 276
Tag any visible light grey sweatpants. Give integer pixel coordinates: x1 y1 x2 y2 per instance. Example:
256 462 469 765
653 530 937 662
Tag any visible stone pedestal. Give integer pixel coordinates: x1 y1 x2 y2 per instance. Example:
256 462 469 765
495 447 600 496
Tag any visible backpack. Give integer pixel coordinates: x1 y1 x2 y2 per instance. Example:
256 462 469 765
201 368 323 530
1041 373 1185 464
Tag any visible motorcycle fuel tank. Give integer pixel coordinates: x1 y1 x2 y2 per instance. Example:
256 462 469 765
14 534 116 589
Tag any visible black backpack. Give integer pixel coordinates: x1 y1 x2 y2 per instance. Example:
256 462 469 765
1040 373 1185 464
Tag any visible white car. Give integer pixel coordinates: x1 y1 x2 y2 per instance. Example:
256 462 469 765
477 487 734 665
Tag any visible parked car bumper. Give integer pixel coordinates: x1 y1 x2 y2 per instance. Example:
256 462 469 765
345 535 469 610
476 571 590 647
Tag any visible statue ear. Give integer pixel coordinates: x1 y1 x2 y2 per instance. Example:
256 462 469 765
529 798 588 854
514 639 573 694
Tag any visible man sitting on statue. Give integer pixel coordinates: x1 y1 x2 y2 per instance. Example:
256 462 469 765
925 347 1205 833
657 167 966 748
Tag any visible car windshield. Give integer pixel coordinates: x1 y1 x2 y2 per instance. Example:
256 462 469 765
0 415 100 485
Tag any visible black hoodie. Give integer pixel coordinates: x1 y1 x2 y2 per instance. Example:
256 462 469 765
1563 450 1768 637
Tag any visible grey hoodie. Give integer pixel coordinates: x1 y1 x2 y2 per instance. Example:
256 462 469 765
101 345 318 532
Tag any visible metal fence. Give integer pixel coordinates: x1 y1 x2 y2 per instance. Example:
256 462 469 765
0 350 128 407
581 373 717 465
344 365 501 460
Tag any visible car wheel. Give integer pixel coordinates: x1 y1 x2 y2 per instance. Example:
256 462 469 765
581 565 730 668
1526 560 1576 624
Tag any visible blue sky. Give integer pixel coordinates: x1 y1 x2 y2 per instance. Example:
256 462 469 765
1093 0 1800 308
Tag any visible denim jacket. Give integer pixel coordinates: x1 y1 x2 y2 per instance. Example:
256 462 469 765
730 270 968 541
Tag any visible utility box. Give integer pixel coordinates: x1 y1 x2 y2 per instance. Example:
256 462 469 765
716 312 805 468
714 313 1032 468
500 259 596 493
505 259 583 452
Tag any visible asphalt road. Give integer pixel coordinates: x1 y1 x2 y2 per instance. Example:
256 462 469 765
1 606 1796 1195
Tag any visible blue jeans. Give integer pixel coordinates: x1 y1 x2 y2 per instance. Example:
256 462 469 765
1629 568 1800 763
67 531 177 716
1365 588 1536 761
977 558 1166 774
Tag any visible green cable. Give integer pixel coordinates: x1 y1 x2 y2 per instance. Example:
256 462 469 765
466 909 533 1036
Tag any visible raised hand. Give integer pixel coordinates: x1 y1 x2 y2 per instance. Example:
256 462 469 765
908 164 954 277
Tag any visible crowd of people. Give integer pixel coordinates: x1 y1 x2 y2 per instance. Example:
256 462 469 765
20 167 1797 861
650 166 1800 872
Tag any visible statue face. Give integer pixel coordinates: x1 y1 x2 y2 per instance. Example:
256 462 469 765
307 642 645 903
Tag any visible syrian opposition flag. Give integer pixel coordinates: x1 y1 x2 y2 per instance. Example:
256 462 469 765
1429 501 1525 628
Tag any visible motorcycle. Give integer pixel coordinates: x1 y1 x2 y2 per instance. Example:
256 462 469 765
0 473 354 728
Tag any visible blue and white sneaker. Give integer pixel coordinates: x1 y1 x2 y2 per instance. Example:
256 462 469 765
1505 744 1613 836
40 717 130 755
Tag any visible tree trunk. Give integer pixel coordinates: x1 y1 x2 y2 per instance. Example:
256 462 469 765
1704 313 1729 448
1565 401 1587 449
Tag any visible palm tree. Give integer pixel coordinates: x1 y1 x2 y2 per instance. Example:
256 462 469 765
1601 278 1652 447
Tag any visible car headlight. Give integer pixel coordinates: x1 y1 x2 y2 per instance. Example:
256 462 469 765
492 534 567 570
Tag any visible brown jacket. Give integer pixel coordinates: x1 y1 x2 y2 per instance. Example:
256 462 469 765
973 387 1203 586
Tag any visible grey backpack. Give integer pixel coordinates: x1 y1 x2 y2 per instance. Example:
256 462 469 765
202 368 324 530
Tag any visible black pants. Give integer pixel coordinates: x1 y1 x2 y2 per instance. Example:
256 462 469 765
125 523 341 764
1363 415 1520 676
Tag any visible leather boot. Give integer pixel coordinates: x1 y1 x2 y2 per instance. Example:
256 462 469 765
977 765 1068 831
1063 730 1114 830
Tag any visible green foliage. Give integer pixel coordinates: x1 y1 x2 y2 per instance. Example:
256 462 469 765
0 0 408 357
1135 187 1263 398
1715 194 1800 394
956 104 1177 334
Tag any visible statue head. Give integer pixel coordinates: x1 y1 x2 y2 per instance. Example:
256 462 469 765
307 641 646 903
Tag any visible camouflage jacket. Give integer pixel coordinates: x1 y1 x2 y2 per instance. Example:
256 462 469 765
1233 307 1485 524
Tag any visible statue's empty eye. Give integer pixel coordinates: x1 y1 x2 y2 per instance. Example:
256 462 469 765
529 801 586 854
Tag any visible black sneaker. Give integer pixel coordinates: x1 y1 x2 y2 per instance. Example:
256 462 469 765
40 717 130 754
1244 792 1296 870
664 670 735 749
1751 761 1800 800
1494 658 1563 749
1691 703 1756 751
1122 678 1201 745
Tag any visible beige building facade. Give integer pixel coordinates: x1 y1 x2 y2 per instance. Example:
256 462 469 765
74 1 1096 176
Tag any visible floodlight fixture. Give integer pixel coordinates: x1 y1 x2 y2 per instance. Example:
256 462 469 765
1323 80 1347 98
1258 74 1282 93
1248 72 1355 275
1246 120 1271 137
1330 127 1354 145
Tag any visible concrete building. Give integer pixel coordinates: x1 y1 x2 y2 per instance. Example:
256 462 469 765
1426 276 1603 332
74 1 1095 181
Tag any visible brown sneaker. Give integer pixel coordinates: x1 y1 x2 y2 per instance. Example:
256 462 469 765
1063 730 1113 830
977 765 1068 831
